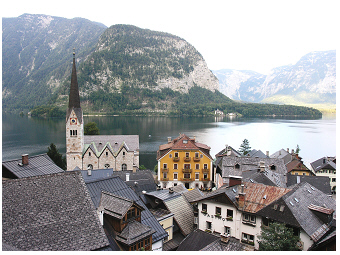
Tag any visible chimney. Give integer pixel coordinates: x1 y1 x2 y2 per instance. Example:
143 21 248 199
291 149 295 154
168 137 172 143
126 173 130 181
297 175 300 183
266 151 269 157
133 164 137 172
22 154 29 165
220 233 230 244
169 187 174 194
259 161 265 172
238 184 245 209
287 148 289 152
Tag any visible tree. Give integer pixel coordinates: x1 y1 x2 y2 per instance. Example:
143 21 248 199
84 122 100 135
238 139 251 155
295 144 300 154
257 222 301 251
47 143 66 170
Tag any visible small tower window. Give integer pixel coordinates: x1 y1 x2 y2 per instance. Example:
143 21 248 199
89 152 91 156
106 151 108 156
235 163 240 169
87 164 93 170
104 164 110 169
122 164 127 171
270 165 276 170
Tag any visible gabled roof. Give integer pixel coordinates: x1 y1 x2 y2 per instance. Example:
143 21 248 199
287 175 332 195
2 154 64 179
2 171 110 251
177 229 219 251
115 220 155 246
182 188 205 203
286 158 311 173
270 148 293 165
85 176 167 243
311 156 336 172
157 134 212 160
245 149 269 158
98 191 144 220
215 145 241 158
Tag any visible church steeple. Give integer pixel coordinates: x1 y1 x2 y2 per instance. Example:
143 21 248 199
68 49 81 109
66 49 82 123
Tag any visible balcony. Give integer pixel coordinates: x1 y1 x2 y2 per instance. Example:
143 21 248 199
182 168 192 173
184 157 191 162
173 157 180 162
202 168 210 173
161 177 169 181
200 177 210 182
162 168 169 172
193 157 200 162
181 177 193 181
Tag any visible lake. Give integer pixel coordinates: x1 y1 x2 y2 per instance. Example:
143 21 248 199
2 114 336 170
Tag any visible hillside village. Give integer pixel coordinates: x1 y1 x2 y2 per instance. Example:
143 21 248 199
2 53 336 251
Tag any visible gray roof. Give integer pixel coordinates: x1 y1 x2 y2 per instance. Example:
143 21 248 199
287 175 332 195
310 156 336 173
80 168 114 182
115 220 155 246
99 191 138 219
85 176 167 243
242 170 276 186
177 229 219 251
200 237 246 251
182 188 205 203
218 156 287 187
2 171 110 251
2 154 64 179
146 189 182 202
84 135 139 156
149 208 174 221
270 148 293 165
246 149 269 158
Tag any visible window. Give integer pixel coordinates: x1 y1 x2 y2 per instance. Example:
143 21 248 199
195 152 199 158
202 203 207 212
215 207 221 216
122 164 127 171
123 151 126 156
106 151 108 156
174 172 178 180
89 152 91 156
203 173 208 179
174 152 179 158
227 209 233 219
235 163 240 169
270 165 276 170
224 226 230 235
195 172 199 180
206 221 212 230
163 163 168 169
186 152 190 157
184 173 191 179
104 164 110 169
174 164 178 169
204 164 208 169
174 183 177 186
70 130 77 136
195 164 200 169
87 164 93 170
332 178 336 182
184 164 191 169
163 172 167 179
242 233 254 245
169 154 172 158
243 213 256 224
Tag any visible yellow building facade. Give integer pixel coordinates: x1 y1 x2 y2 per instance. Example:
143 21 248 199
157 134 213 189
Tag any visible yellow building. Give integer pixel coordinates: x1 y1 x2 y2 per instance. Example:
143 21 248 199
156 134 213 189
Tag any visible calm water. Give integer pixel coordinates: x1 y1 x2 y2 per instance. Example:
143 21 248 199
2 114 336 170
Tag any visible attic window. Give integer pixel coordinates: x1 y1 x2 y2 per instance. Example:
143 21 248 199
250 179 254 183
99 142 102 145
310 186 315 191
273 204 278 210
270 165 276 170
263 195 267 199
232 188 237 193
235 164 240 169
289 201 294 206
279 205 285 212
294 198 299 203
183 140 188 144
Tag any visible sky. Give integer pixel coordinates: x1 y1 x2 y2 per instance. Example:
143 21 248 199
1 0 338 74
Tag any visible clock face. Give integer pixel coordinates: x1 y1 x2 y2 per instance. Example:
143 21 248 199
70 118 77 125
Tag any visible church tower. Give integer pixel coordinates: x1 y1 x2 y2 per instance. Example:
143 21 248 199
66 50 84 171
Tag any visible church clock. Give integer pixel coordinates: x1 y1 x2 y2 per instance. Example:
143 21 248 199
70 118 77 125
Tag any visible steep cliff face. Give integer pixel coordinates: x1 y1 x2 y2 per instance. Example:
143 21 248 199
213 50 336 105
77 25 219 96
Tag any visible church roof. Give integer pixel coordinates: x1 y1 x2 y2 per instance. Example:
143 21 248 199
66 51 82 123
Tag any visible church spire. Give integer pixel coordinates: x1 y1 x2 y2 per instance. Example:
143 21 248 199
68 49 81 109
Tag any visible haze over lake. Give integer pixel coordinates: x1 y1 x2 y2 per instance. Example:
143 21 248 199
2 114 336 170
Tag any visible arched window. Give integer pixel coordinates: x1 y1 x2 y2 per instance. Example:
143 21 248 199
89 152 91 156
235 163 240 169
104 164 110 169
122 164 127 171
87 164 93 170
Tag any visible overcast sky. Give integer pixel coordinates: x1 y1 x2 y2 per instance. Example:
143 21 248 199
2 0 338 74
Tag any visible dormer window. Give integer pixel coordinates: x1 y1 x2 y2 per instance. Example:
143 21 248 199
270 165 276 170
235 164 240 169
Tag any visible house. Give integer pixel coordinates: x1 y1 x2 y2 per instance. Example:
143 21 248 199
177 229 247 251
156 133 213 190
84 175 167 251
310 156 336 193
149 208 174 243
98 191 155 251
2 171 110 251
215 156 287 188
2 153 64 180
66 51 139 171
286 153 315 176
193 182 291 250
257 182 336 251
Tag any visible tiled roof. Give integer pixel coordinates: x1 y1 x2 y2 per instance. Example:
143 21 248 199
2 171 110 251
182 188 205 203
85 176 167 243
2 154 64 179
177 229 219 251
115 220 155 246
218 157 287 187
286 158 311 173
311 156 336 172
163 196 194 236
84 135 139 155
146 189 181 201
99 191 140 219
245 149 269 158
200 237 247 251
270 148 292 164
149 208 173 221
162 232 185 251
287 175 332 195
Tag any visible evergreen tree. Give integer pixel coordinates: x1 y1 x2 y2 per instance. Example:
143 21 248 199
47 143 66 170
84 122 100 135
257 222 301 251
238 139 251 155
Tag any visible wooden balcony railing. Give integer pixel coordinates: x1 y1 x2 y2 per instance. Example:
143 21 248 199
184 157 191 162
193 157 200 162
181 177 193 181
162 168 169 172
182 168 192 173
161 177 169 181
173 157 180 162
202 168 210 173
200 177 210 182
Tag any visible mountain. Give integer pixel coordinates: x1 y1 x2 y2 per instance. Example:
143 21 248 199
213 50 336 109
2 14 107 110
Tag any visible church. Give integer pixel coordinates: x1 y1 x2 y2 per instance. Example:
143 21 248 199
66 51 139 171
